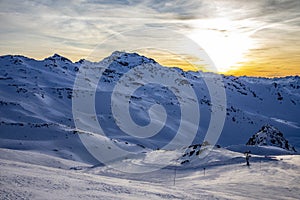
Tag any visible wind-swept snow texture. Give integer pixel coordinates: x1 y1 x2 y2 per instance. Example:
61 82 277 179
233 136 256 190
0 147 300 200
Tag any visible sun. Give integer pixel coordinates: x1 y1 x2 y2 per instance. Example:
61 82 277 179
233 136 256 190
187 18 255 73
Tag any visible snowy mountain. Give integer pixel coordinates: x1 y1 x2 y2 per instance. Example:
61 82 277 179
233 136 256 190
0 51 300 164
246 124 296 152
1 51 300 199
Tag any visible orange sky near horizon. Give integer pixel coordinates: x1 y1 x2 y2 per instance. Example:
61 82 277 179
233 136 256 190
11 48 300 78
137 47 300 78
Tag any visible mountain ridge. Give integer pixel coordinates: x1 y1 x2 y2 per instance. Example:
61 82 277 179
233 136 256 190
2 52 300 79
0 51 299 164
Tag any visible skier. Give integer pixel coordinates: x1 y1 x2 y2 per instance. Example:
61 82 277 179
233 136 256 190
244 151 251 166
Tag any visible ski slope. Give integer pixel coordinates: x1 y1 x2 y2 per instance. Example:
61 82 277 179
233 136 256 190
0 147 299 200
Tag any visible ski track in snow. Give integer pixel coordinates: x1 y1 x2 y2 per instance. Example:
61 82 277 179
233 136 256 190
0 148 299 200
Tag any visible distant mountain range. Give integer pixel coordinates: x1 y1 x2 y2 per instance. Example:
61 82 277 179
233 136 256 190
0 51 299 163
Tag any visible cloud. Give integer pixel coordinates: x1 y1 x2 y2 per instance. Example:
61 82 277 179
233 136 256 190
0 0 299 76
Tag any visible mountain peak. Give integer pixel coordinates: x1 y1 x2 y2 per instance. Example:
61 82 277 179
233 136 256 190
246 124 296 152
52 53 62 57
103 51 157 68
45 53 72 63
110 50 140 57
260 124 278 133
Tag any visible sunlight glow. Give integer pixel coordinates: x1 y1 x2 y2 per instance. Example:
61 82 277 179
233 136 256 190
187 18 255 73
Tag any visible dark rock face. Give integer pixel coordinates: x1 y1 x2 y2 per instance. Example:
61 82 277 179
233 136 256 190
246 124 296 152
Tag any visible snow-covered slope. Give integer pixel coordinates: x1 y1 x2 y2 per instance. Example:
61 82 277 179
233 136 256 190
0 51 299 163
1 147 300 200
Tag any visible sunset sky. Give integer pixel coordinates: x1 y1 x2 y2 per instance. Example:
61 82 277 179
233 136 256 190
0 0 299 77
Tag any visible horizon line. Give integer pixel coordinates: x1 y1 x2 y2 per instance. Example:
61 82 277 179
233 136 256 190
1 52 299 79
